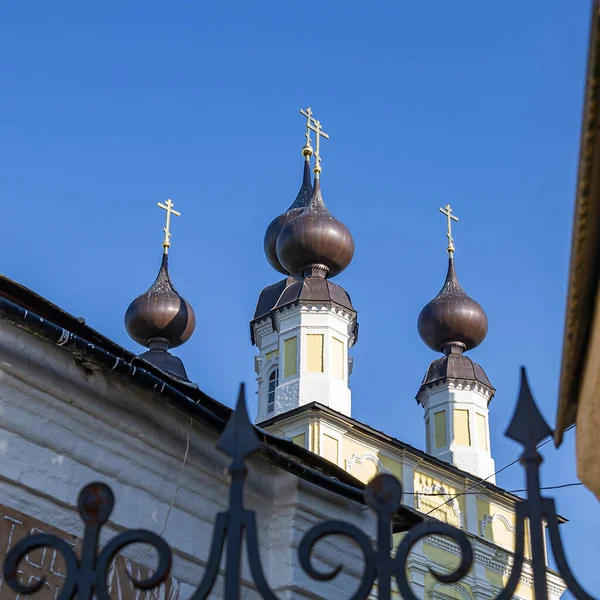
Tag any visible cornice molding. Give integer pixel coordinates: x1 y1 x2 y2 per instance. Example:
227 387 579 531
425 536 565 596
417 378 494 405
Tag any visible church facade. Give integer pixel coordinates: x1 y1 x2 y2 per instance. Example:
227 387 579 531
250 109 565 600
0 108 567 599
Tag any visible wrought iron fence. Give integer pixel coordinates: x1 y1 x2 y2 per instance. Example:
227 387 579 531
2 368 595 600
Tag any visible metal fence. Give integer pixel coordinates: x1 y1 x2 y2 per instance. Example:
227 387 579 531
2 368 595 600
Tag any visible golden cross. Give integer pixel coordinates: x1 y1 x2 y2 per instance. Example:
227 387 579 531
439 204 459 254
307 116 329 176
299 107 314 157
157 198 181 254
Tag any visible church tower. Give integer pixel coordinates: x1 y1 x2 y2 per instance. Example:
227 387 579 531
416 206 496 481
124 199 196 381
251 109 357 423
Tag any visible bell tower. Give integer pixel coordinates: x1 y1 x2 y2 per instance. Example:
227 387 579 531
416 206 496 481
251 108 357 424
124 199 196 382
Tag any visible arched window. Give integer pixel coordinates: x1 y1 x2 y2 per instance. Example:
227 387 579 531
267 368 278 413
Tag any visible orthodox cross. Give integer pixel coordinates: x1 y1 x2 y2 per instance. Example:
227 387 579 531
439 204 459 254
300 107 314 157
306 116 329 176
157 198 181 254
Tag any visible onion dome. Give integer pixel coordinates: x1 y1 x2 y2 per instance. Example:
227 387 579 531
417 255 488 355
125 254 196 351
275 178 354 279
263 156 313 274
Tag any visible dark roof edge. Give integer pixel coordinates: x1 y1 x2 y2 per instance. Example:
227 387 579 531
0 290 421 530
0 274 229 419
261 403 567 523
556 0 600 444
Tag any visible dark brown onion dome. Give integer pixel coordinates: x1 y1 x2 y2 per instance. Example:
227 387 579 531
417 255 488 354
415 351 495 405
275 178 354 278
264 159 313 274
125 254 196 349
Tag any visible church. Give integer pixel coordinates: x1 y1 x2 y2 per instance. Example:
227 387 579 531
0 108 566 599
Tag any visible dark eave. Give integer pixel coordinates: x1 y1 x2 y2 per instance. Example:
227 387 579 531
557 0 600 443
0 274 420 531
416 353 495 404
250 276 358 345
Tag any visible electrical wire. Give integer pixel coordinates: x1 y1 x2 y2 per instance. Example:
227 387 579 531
409 481 582 496
423 423 576 515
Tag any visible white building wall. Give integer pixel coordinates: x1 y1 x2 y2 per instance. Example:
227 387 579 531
268 412 566 600
0 319 567 600
0 320 374 600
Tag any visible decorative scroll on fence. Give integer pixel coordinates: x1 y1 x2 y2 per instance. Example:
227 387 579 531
0 503 180 600
2 369 596 600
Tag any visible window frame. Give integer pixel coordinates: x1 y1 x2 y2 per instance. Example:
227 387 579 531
267 367 279 414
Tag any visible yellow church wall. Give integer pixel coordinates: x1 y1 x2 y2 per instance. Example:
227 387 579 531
514 581 534 600
434 410 447 448
306 334 324 372
332 337 345 379
454 409 471 446
414 471 466 529
291 433 306 448
476 413 488 450
321 433 339 465
424 571 473 600
484 568 533 600
476 498 518 554
485 568 503 591
343 437 380 483
379 454 403 481
335 435 402 484
283 336 297 377
524 520 532 559
265 349 279 363
272 413 544 600
423 542 462 573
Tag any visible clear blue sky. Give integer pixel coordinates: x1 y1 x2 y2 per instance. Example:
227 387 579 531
1 1 597 595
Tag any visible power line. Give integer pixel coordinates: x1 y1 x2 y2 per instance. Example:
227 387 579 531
424 424 576 516
408 481 582 496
